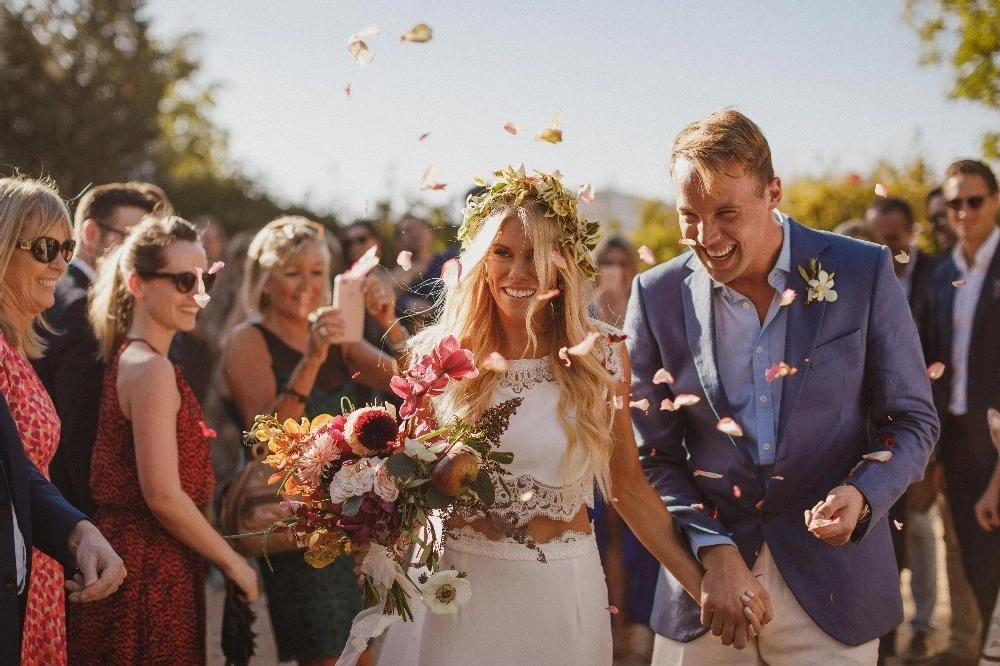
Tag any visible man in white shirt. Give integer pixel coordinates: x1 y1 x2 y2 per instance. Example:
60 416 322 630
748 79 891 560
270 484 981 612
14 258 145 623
927 159 1000 666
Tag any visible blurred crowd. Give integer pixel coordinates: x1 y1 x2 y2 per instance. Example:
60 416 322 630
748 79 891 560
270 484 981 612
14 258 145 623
0 159 998 665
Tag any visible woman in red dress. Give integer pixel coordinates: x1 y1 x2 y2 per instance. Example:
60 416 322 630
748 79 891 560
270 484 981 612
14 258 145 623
0 176 76 665
68 215 258 665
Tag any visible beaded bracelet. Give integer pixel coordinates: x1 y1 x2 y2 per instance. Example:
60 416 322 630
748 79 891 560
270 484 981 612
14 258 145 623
283 388 309 404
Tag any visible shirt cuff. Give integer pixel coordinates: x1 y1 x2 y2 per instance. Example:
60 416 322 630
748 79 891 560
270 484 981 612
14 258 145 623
687 532 738 564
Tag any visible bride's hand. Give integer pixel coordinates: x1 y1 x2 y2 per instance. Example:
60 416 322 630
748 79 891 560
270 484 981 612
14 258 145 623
741 589 765 641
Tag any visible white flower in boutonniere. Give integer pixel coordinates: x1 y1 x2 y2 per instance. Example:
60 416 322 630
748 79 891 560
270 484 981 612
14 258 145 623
798 258 838 304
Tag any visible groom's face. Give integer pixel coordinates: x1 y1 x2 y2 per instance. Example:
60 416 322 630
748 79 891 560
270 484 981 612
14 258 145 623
673 158 782 287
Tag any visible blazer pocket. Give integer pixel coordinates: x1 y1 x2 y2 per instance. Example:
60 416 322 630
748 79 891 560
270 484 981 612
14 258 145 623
810 328 863 367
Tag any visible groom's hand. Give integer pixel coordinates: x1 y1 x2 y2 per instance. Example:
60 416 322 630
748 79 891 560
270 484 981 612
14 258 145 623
699 544 773 649
805 484 866 546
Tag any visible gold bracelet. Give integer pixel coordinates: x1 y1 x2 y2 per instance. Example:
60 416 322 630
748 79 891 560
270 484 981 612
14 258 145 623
282 388 309 404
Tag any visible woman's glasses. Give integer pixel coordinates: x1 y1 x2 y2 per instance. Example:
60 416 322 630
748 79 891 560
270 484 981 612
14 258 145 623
139 271 217 294
945 195 987 212
15 237 76 263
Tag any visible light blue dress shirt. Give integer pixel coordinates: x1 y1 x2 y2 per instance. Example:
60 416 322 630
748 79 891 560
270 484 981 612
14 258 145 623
689 212 792 557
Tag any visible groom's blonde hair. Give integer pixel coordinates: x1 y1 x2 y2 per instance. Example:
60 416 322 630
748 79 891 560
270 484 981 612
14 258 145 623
671 108 774 196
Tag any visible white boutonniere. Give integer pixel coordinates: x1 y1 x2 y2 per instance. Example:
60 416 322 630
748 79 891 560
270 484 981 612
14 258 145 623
798 258 838 304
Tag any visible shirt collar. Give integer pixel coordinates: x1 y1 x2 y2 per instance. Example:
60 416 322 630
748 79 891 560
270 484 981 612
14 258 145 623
710 210 792 296
69 257 98 283
952 225 1000 274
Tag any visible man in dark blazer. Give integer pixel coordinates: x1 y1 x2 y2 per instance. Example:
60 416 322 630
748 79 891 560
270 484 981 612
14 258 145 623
0 393 126 663
32 183 167 516
927 159 1000 646
627 110 938 664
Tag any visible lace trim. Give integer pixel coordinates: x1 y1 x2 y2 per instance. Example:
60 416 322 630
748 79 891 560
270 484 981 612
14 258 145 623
461 472 594 528
496 358 555 393
447 524 597 561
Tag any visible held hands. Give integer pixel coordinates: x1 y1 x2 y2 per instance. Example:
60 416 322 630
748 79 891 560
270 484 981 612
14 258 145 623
699 544 773 649
804 484 866 546
65 520 127 603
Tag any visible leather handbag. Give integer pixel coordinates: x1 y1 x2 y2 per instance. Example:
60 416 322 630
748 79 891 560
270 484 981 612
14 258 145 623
218 439 301 558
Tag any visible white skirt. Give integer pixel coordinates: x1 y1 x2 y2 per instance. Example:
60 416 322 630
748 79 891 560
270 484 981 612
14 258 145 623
377 528 613 666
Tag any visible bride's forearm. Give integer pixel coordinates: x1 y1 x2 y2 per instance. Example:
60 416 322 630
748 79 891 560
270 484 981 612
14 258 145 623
610 472 704 602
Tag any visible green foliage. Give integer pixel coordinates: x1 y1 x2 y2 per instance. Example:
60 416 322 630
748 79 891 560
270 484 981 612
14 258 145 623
0 0 337 233
905 0 1000 158
628 200 682 269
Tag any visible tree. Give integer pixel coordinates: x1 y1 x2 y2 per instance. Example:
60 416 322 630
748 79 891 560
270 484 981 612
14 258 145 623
905 0 1000 159
628 200 682 269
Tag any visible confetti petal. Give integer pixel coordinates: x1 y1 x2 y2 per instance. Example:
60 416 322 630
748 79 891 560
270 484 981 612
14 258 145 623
396 250 413 271
441 258 462 287
558 347 571 367
606 605 619 614
874 183 889 197
638 245 656 266
629 398 650 412
503 122 518 135
400 23 432 43
420 164 447 191
345 82 352 97
199 421 217 439
893 520 904 531
673 394 701 408
612 395 624 410
926 362 945 380
953 280 967 287
536 110 563 144
352 371 361 379
577 182 595 203
537 289 560 301
770 475 785 481
347 26 381 65
208 261 225 275
550 250 568 270
418 132 430 142
862 450 894 462
519 490 535 502
678 238 698 247
779 288 797 306
765 361 798 383
894 251 910 264
733 485 742 498
716 417 744 437
692 469 724 479
482 352 509 373
193 293 210 308
193 267 210 308
346 245 380 279
567 331 601 356
652 368 675 385
550 169 563 180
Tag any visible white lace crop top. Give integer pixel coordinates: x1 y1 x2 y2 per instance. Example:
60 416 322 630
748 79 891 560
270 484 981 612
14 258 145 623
464 320 624 530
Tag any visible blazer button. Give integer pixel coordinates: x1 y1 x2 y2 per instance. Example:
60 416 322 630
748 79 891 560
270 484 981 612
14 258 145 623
760 512 772 523
3 577 15 589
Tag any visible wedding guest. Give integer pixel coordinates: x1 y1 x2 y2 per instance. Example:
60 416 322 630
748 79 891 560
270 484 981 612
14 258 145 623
33 182 165 518
592 235 638 329
68 214 258 664
927 159 1000 661
832 217 877 242
219 216 397 666
868 195 938 662
928 187 958 256
342 219 384 267
0 175 129 666
629 109 938 664
391 214 458 328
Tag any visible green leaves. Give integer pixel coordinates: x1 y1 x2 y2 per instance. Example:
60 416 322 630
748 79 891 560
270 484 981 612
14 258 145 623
424 486 453 510
471 468 495 506
488 451 514 465
342 495 363 517
386 452 419 479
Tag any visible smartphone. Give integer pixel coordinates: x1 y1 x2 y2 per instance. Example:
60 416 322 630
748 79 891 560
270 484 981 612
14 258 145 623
333 274 365 343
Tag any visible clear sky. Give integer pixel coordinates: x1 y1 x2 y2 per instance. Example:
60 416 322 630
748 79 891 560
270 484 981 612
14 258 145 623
148 1 997 219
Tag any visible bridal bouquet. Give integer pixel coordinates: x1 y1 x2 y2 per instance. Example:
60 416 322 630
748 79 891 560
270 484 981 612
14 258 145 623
247 335 519 657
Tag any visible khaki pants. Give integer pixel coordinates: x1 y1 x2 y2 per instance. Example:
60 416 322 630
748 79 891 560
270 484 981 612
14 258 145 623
651 545 878 666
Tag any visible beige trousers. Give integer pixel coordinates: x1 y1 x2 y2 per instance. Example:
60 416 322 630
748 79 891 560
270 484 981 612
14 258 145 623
651 545 879 666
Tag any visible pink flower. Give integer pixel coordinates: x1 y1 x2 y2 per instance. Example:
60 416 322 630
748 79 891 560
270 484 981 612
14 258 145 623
297 429 343 489
432 336 479 381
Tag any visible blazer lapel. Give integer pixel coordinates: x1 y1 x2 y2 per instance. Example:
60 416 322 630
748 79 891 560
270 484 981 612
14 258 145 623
776 222 831 448
680 256 736 423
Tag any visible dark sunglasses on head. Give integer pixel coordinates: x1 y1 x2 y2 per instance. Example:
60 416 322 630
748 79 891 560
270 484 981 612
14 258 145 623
15 237 76 263
138 270 217 294
945 195 986 211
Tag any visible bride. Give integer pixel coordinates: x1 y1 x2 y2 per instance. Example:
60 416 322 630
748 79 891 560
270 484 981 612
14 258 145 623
379 166 769 664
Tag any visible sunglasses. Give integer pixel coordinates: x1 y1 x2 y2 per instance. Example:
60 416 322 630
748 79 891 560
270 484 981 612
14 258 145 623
138 271 217 294
945 195 987 212
93 219 129 238
15 237 76 263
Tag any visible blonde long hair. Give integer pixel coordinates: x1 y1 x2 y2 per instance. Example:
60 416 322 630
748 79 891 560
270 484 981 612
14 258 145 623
408 200 617 496
89 215 199 361
0 176 72 358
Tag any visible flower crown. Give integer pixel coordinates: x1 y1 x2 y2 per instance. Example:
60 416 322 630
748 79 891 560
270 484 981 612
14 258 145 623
458 164 601 278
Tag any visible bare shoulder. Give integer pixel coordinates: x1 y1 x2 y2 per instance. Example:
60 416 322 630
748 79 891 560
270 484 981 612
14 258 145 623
118 345 177 399
223 322 271 367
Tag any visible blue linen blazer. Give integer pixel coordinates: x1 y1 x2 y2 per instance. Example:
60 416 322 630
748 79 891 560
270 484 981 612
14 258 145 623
0 392 86 663
624 220 939 646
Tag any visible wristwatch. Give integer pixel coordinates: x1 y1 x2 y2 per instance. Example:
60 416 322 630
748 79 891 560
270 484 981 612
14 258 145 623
857 501 871 523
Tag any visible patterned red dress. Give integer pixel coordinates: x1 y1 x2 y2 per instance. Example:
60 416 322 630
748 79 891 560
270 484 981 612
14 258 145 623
67 338 215 665
0 334 67 666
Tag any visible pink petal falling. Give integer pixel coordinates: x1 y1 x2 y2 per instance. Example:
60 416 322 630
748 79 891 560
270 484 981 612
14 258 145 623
926 362 946 381
779 289 797 306
400 23 432 43
503 122 518 135
874 183 889 197
716 417 744 437
418 132 430 142
679 238 697 247
629 398 650 412
345 82 352 97
441 258 462 288
577 183 595 203
482 352 509 373
953 280 967 287
396 250 413 271
347 25 380 65
894 251 910 264
420 165 447 191
208 261 225 275
638 245 656 266
536 110 563 144
652 368 675 385
692 469 724 479
550 250 568 270
862 450 894 462
567 331 601 357
765 361 798 383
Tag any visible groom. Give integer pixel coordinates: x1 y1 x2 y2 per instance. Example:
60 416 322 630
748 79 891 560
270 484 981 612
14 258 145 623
624 109 939 665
